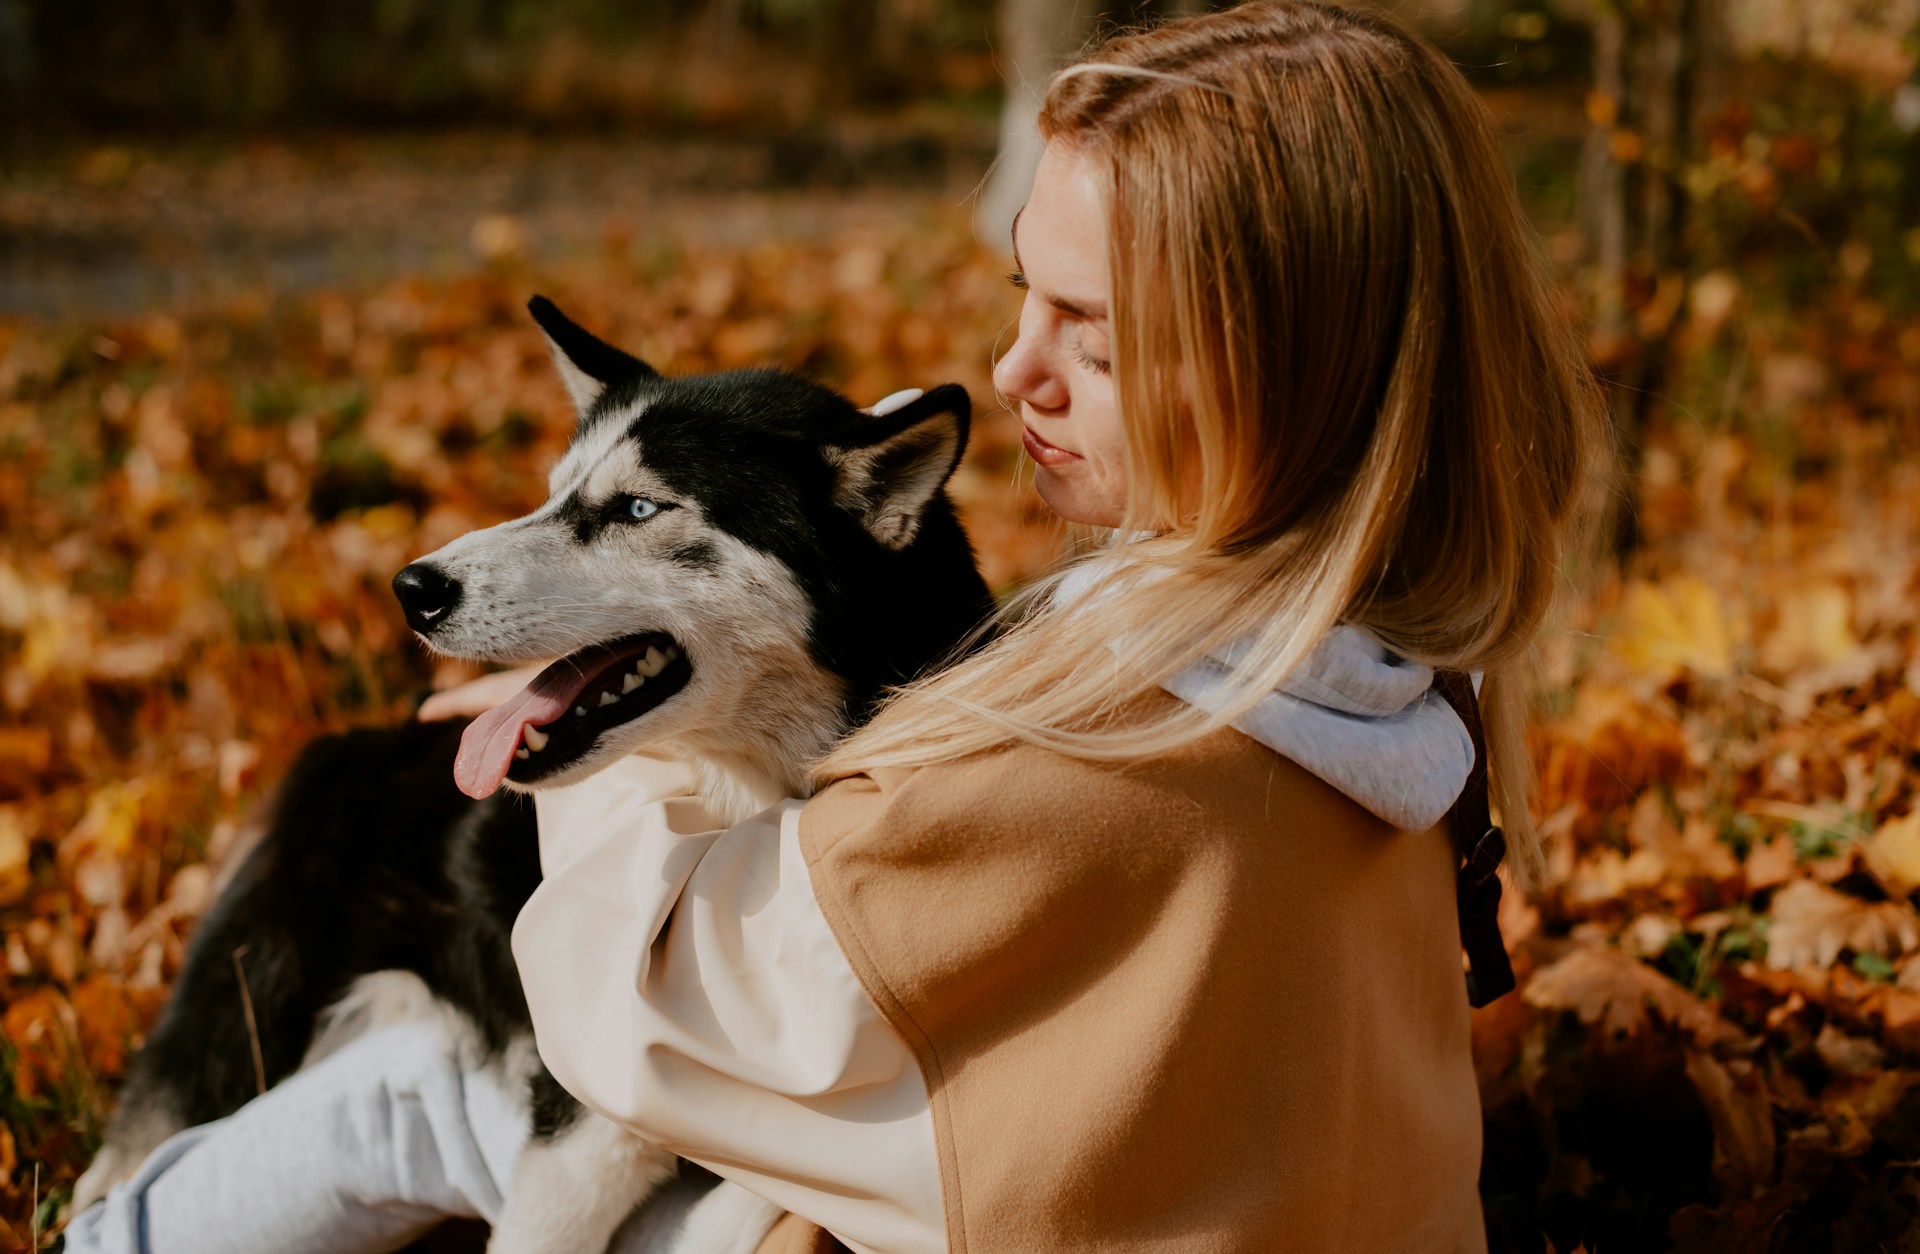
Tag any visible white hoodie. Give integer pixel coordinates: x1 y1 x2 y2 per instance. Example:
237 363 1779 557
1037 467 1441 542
513 612 1478 1254
1165 627 1477 832
1054 561 1479 834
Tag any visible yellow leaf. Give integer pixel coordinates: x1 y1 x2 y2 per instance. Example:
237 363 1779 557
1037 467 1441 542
65 779 150 859
1866 810 1920 896
359 502 416 540
1614 575 1734 680
19 621 60 682
1761 581 1859 672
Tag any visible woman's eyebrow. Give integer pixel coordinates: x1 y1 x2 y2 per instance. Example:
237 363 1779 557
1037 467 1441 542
1048 293 1108 321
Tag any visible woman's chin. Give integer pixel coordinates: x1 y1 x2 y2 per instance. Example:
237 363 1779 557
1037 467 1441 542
1033 470 1125 528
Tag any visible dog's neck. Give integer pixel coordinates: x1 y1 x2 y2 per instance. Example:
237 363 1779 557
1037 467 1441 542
657 732 831 827
689 757 798 826
660 674 850 824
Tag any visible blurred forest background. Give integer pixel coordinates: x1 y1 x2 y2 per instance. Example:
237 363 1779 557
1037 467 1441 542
4 0 1920 1249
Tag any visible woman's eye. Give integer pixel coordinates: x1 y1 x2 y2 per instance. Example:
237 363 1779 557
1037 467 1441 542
1074 344 1112 376
613 495 667 522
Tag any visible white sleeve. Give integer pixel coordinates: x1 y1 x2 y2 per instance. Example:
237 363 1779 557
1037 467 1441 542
510 755 947 1254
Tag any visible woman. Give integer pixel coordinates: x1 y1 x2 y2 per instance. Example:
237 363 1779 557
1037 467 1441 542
63 3 1598 1250
513 3 1596 1250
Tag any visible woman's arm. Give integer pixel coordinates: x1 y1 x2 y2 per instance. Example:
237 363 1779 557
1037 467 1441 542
416 665 545 722
510 761 946 1254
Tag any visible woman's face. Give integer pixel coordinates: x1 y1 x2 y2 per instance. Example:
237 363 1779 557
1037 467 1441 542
991 143 1129 529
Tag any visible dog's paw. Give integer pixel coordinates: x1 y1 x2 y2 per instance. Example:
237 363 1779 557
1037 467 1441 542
487 1118 678 1254
71 1100 188 1215
71 1140 138 1214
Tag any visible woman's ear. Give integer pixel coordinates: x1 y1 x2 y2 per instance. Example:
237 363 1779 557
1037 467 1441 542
527 295 658 417
825 384 972 550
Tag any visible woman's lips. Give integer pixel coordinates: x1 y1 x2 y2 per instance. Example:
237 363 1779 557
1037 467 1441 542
1022 424 1082 468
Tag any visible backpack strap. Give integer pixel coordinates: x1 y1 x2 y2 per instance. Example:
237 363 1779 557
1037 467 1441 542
1432 669 1516 1008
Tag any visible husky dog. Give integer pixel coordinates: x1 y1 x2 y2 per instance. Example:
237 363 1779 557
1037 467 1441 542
75 296 993 1252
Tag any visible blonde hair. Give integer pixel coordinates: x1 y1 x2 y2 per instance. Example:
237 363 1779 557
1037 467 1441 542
817 0 1603 887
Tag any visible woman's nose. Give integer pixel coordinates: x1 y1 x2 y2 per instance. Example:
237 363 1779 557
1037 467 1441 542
993 323 1068 413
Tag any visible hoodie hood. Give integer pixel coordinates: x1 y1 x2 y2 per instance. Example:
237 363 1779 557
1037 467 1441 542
1162 629 1477 833
1057 563 1477 833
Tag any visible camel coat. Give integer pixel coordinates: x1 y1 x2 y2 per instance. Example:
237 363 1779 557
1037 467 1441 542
766 704 1488 1252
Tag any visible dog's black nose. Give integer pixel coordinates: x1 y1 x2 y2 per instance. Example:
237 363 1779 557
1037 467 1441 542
392 563 462 634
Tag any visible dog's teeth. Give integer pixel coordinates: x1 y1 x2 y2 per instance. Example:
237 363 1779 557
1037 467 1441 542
598 690 620 707
574 706 588 717
638 646 667 677
622 672 643 694
515 748 530 760
523 725 549 752
663 643 679 661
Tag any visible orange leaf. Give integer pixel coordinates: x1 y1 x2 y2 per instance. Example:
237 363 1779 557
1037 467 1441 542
0 727 51 772
69 974 163 1081
1 986 78 1102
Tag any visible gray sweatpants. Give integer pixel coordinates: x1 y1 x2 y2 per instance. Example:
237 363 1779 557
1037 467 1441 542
60 1016 778 1254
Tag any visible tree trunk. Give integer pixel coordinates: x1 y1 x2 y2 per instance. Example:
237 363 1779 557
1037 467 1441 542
976 1 1207 258
1584 0 1710 559
976 0 1101 257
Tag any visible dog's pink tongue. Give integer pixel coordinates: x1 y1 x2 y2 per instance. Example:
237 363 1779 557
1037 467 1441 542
454 663 597 799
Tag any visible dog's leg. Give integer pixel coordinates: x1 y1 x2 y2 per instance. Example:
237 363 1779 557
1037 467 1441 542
70 1085 185 1214
78 722 477 1211
486 1069 677 1254
73 825 326 1211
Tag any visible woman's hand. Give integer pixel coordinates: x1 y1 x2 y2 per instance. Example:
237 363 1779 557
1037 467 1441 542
417 666 544 722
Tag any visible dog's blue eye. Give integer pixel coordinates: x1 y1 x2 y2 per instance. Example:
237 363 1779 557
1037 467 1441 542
611 495 668 524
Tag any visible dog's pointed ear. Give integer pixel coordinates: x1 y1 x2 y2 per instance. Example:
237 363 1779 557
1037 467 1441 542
824 384 971 550
528 295 657 416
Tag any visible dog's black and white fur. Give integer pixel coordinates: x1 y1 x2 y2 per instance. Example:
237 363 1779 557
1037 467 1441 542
75 297 993 1252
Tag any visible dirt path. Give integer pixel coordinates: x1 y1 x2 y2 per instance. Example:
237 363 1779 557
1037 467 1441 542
0 129 997 318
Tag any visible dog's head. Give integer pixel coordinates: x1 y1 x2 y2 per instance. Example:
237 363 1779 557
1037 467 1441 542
394 296 990 801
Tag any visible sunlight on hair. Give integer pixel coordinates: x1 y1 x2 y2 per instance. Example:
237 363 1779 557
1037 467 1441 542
1050 61 1244 100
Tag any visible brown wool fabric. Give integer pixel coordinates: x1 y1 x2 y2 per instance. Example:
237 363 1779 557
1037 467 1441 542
757 1211 855 1254
773 700 1487 1253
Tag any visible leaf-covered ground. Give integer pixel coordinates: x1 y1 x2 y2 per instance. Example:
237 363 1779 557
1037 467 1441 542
5 194 1920 1250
